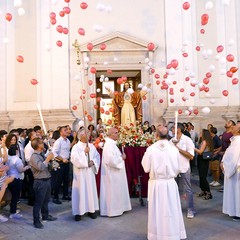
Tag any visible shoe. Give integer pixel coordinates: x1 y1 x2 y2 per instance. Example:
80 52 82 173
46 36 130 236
0 214 8 223
74 215 81 221
53 199 62 204
62 196 71 201
42 215 57 222
218 187 224 192
212 182 221 187
34 221 44 229
203 192 212 200
88 212 97 219
198 191 206 197
187 209 194 219
209 181 215 186
233 216 240 222
9 213 23 219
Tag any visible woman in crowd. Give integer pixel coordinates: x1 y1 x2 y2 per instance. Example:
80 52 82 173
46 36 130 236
5 133 18 149
96 118 106 135
88 124 97 143
7 145 30 219
194 129 214 200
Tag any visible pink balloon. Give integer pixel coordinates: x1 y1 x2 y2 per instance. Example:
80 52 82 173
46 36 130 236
88 80 93 86
90 93 96 98
182 2 190 10
50 19 57 25
90 67 96 74
56 40 63 47
16 55 24 63
190 92 195 97
195 46 201 51
78 28 85 36
201 14 209 21
156 80 160 85
30 79 38 85
178 109 183 114
171 59 179 68
159 99 163 103
49 12 56 19
170 98 174 103
200 29 205 34
185 77 190 81
203 78 210 84
222 90 228 96
56 25 63 33
59 11 65 17
87 43 93 51
62 28 69 34
216 45 224 53
147 42 155 51
80 2 88 9
154 73 160 79
226 70 233 78
63 7 71 14
72 105 77 111
180 88 185 92
173 81 177 85
232 78 239 85
100 43 106 50
5 13 12 22
182 52 188 57
206 72 212 78
193 109 199 115
226 54 234 62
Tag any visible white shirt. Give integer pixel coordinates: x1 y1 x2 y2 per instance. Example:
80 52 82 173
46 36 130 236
52 136 71 159
174 134 194 173
24 141 34 162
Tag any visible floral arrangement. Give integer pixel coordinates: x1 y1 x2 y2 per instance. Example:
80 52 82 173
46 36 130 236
117 122 156 147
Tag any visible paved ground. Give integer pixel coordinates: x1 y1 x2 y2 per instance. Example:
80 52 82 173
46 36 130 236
0 170 240 240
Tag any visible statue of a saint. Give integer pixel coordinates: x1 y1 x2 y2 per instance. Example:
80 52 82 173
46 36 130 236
106 82 150 126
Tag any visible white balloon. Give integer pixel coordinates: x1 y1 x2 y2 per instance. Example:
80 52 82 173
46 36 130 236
97 3 106 11
219 57 226 65
96 88 101 93
138 84 143 89
45 44 51 51
103 61 108 65
208 65 215 72
202 50 209 60
207 49 213 56
93 24 103 32
145 58 150 63
74 74 81 81
113 57 118 62
215 55 220 61
14 0 22 7
220 69 226 75
145 66 150 71
184 95 189 100
202 107 211 114
205 1 213 9
105 6 112 13
185 110 190 115
127 88 134 94
185 65 190 71
148 61 153 67
84 56 90 63
188 106 193 111
222 0 230 6
18 7 25 16
182 40 190 46
165 79 172 85
205 93 211 97
142 86 148 91
189 72 196 78
198 83 203 88
45 23 51 29
169 69 176 75
75 101 79 105
100 78 104 82
52 0 58 6
102 102 105 106
104 77 109 81
228 39 234 46
209 99 216 104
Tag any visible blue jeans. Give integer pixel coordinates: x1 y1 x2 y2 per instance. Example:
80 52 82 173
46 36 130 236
33 179 51 223
176 168 194 211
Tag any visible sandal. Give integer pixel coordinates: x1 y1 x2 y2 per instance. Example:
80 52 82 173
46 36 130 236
203 192 212 200
198 191 206 197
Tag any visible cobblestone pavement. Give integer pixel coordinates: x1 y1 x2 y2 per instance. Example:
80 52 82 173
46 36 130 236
0 171 239 240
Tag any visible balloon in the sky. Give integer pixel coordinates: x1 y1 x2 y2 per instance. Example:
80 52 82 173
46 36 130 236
30 79 38 85
182 2 190 10
87 43 93 51
56 40 62 47
226 54 234 62
147 42 155 51
78 28 85 36
5 13 13 21
80 2 88 9
216 45 224 53
202 107 211 114
222 90 229 96
16 55 24 63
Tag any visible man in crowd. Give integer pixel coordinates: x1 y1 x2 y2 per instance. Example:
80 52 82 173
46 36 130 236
221 121 240 221
100 127 132 217
71 128 100 221
172 123 195 218
142 124 186 240
30 137 57 228
52 126 71 204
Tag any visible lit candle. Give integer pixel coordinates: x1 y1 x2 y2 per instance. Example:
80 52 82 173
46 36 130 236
174 111 178 140
36 103 47 135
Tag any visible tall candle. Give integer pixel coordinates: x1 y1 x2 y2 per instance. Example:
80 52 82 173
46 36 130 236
36 103 47 135
174 111 178 140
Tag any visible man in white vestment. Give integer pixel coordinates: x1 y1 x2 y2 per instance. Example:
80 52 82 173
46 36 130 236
142 125 187 240
100 127 132 217
71 128 100 221
221 121 240 221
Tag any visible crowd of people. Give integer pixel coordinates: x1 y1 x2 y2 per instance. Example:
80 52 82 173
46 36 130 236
0 118 240 239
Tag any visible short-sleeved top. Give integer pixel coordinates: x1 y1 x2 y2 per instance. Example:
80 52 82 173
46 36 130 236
7 155 24 180
212 135 222 160
222 131 233 152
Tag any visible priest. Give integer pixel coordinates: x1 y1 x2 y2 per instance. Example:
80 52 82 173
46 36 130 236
221 121 240 221
71 128 100 221
142 124 187 240
100 127 132 217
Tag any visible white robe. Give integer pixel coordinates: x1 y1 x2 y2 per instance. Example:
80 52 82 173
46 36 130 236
222 135 240 217
142 140 187 240
100 137 132 217
71 141 100 215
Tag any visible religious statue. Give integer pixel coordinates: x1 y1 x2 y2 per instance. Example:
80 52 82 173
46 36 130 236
106 82 150 126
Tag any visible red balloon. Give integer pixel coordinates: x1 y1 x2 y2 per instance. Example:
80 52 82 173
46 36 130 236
105 111 110 115
201 19 208 26
84 110 88 115
78 28 85 36
62 28 69 34
182 52 188 57
63 7 71 14
117 78 123 85
147 42 155 51
159 99 163 103
203 78 210 85
100 108 104 114
185 77 190 81
226 54 234 62
201 14 209 21
200 29 205 34
56 40 62 47
107 69 112 74
72 105 77 111
49 12 56 19
170 98 174 103
87 43 93 51
230 67 238 73
88 80 93 86
107 119 112 125
163 74 168 79
182 2 190 10
171 59 179 68
193 109 199 115
82 89 86 94
204 87 209 92
87 115 93 121
16 55 24 63
5 13 12 22
80 2 88 9
195 46 200 51
166 64 172 69
80 95 85 100
190 92 195 97
90 93 96 98
190 83 196 87
56 25 63 33
142 96 147 100
169 91 174 95
109 107 114 112
90 67 96 74
199 85 205 91
50 19 57 25
156 80 160 85
59 11 65 17
216 45 224 53
30 79 38 85
100 43 106 50
206 72 212 78
178 109 183 114
222 90 228 96
122 76 127 83
180 88 185 92
154 74 160 79
226 71 233 78
94 105 98 109
96 97 101 102
150 68 155 74
64 0 71 2
232 78 239 85
182 97 186 102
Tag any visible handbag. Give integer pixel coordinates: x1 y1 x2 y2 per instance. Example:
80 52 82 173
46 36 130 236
202 151 214 160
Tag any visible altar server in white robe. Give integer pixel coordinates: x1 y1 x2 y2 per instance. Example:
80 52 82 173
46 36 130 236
221 121 240 221
71 128 100 221
100 127 132 217
142 125 187 240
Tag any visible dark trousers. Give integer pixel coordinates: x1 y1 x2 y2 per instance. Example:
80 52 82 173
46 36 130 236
197 155 210 192
22 169 35 203
51 162 69 199
33 179 51 222
8 179 22 214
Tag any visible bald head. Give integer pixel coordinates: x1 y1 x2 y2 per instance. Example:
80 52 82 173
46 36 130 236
108 127 119 141
156 125 168 139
